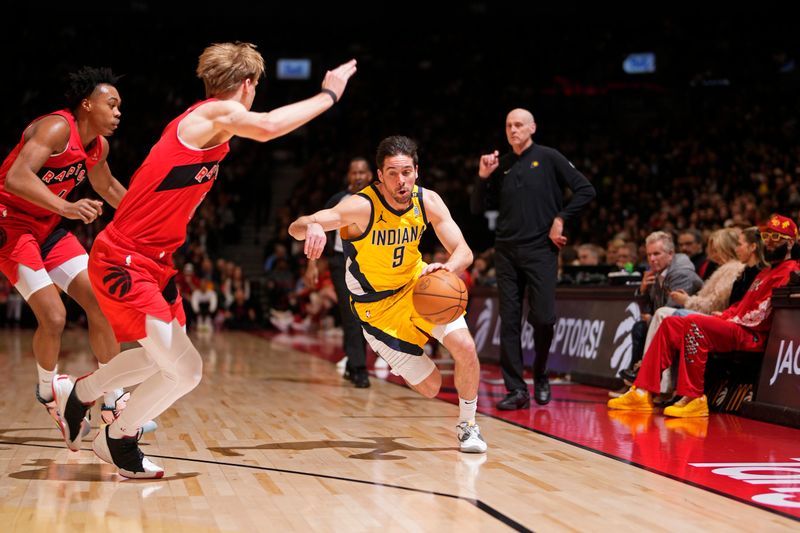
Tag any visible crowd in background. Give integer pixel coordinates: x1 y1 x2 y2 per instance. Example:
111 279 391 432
2 6 799 335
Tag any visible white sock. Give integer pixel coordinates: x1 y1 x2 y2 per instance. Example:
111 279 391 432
459 397 478 424
634 387 647 396
97 363 124 408
37 364 57 402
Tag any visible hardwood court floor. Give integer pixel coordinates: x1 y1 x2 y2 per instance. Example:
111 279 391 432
0 327 797 532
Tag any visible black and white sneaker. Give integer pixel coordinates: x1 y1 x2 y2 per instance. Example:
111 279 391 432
52 375 94 451
93 425 164 479
457 421 488 453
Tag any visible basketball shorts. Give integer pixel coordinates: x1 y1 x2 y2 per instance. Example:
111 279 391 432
88 227 184 343
351 265 468 359
0 218 88 299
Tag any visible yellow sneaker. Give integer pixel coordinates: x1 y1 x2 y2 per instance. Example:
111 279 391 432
607 386 655 412
663 395 709 418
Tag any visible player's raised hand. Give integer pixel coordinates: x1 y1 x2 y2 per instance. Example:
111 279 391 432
321 59 357 102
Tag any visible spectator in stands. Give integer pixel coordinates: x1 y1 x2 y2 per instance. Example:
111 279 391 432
264 242 291 274
615 242 638 272
727 226 769 305
191 279 218 333
606 237 627 267
198 256 215 282
291 256 336 332
223 265 251 308
225 288 259 330
619 228 751 385
679 229 717 280
470 255 493 287
609 214 800 417
614 231 703 389
577 244 604 266
266 257 295 311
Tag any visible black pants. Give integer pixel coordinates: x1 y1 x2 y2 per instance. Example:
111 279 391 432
629 319 648 368
329 253 367 372
495 241 557 392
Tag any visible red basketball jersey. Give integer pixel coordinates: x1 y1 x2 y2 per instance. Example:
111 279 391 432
0 110 102 233
110 99 230 254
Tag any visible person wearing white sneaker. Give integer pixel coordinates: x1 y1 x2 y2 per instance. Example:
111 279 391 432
457 420 488 454
52 44 357 478
0 67 130 432
290 136 487 453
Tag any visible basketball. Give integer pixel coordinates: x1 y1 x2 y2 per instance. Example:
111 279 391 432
412 270 468 325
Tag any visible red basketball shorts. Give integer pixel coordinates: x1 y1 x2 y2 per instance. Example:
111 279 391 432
88 227 185 343
0 217 87 294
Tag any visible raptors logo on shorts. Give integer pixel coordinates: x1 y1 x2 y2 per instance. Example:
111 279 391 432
103 266 132 298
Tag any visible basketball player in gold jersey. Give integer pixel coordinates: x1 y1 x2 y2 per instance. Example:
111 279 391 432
289 136 486 453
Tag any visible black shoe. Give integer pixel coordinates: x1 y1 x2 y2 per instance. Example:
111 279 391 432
93 425 164 479
496 389 530 410
52 375 94 451
534 376 551 405
350 369 370 388
619 362 640 385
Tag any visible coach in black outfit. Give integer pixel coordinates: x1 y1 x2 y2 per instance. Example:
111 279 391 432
471 108 595 409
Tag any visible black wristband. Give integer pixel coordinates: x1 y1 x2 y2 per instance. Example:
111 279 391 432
321 88 338 105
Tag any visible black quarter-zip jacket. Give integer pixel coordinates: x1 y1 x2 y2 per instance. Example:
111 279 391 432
471 143 596 245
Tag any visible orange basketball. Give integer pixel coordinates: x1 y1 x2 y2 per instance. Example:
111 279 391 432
413 270 468 325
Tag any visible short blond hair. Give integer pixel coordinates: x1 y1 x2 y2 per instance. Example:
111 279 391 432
196 42 266 98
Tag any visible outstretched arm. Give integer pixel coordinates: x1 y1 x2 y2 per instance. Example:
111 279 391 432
288 194 370 259
424 189 474 275
183 60 357 145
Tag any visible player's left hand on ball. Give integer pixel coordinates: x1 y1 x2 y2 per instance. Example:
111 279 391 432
421 262 449 276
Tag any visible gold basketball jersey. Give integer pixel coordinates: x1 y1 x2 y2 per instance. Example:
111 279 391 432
342 183 428 303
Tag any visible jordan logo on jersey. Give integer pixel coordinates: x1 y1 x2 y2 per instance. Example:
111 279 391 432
377 212 387 224
155 161 221 192
103 266 133 298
